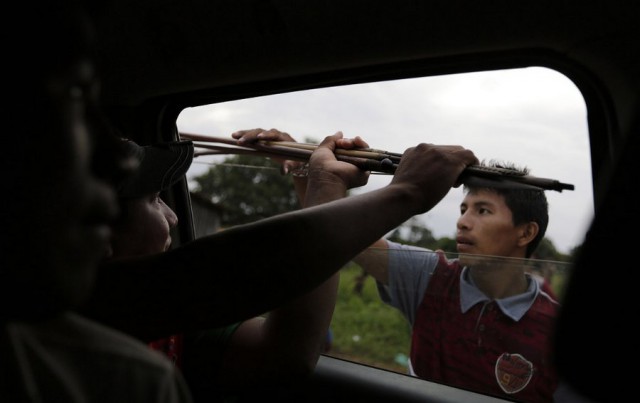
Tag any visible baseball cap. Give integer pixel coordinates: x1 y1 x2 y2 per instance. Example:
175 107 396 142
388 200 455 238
116 139 194 198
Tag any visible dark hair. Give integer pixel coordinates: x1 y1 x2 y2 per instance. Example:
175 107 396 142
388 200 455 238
464 160 549 258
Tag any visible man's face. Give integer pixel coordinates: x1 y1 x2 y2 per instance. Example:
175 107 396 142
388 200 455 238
45 60 119 299
109 193 178 259
5 58 119 315
455 189 526 263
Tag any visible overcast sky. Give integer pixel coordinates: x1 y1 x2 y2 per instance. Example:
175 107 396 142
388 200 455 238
177 66 593 254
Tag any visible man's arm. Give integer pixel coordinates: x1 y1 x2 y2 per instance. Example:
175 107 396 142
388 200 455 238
85 132 478 340
211 128 363 388
352 239 391 285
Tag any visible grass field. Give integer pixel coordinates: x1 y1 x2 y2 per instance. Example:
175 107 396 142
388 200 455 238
326 263 411 374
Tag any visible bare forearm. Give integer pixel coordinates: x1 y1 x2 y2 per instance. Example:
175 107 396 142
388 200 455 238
84 141 475 340
82 187 402 339
353 239 390 284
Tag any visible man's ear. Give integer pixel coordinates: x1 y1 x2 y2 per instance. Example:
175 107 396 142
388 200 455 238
518 222 539 247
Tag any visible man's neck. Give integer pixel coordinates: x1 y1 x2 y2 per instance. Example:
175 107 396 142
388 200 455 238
468 262 529 299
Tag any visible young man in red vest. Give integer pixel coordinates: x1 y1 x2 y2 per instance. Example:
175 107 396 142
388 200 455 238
354 164 561 402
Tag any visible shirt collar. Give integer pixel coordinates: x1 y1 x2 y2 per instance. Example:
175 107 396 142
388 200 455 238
459 266 539 321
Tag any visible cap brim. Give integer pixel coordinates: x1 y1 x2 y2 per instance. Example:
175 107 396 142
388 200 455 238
118 140 194 198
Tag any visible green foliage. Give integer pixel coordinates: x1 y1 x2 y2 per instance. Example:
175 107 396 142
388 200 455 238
192 155 300 225
386 217 436 249
568 243 582 261
434 237 457 253
534 237 569 262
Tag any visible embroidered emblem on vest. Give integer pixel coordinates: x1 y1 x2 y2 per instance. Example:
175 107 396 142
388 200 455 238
495 353 533 394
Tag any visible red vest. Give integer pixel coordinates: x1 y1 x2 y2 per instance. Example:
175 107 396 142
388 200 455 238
410 257 558 402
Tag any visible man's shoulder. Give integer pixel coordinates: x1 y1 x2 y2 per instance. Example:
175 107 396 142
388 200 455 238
10 312 174 370
5 312 193 403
